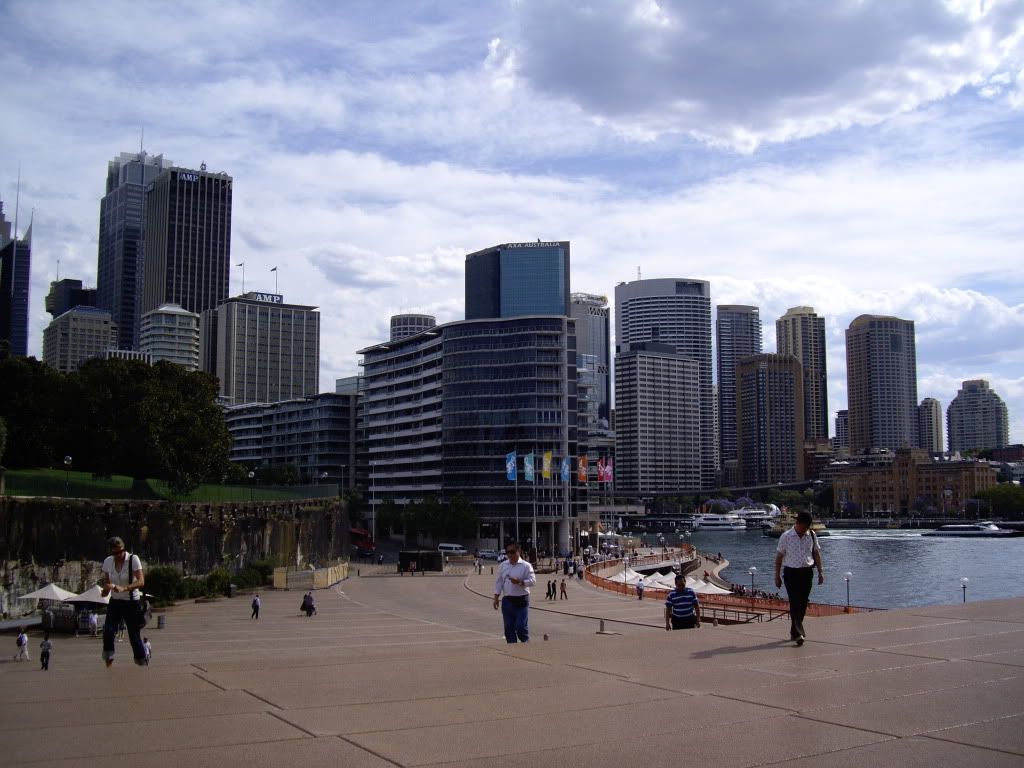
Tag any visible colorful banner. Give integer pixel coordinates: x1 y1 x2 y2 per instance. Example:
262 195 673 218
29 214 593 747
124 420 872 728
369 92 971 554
605 457 614 483
596 457 606 483
578 454 589 484
560 457 570 483
524 453 535 482
506 451 517 481
542 451 552 480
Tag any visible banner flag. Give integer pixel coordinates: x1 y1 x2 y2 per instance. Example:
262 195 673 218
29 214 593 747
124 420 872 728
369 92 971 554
542 451 552 479
578 454 589 484
560 457 570 483
506 451 517 481
524 453 535 482
605 457 614 482
596 457 606 482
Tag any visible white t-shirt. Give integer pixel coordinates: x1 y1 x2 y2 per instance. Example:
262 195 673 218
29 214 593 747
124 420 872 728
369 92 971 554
494 559 537 597
102 554 142 600
776 529 820 569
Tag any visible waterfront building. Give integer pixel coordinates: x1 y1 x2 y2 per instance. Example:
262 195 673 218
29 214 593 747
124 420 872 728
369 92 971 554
845 314 918 454
735 353 805 486
570 293 611 430
833 447 997 516
0 200 31 359
918 397 944 455
776 306 829 441
139 303 200 370
140 163 232 323
97 151 171 350
359 315 583 553
717 304 762 474
224 392 359 489
613 342 701 495
614 278 715 490
465 241 570 319
45 279 96 318
201 292 319 406
42 306 117 373
390 314 435 341
947 380 1010 454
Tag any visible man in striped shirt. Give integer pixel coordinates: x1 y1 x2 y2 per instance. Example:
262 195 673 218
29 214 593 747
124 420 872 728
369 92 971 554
664 574 701 630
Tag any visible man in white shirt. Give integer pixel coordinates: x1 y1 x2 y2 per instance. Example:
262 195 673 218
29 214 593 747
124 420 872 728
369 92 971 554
774 511 824 646
100 535 147 667
492 543 537 643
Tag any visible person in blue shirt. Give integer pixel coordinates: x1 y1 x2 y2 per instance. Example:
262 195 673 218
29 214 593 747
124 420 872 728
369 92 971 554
664 574 701 630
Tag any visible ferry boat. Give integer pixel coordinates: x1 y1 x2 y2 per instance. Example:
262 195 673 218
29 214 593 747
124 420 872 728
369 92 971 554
693 513 747 531
733 505 782 529
763 512 829 538
922 522 1021 537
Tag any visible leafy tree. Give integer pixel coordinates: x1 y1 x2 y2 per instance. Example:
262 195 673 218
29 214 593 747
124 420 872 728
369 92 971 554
976 484 1024 520
0 415 7 465
345 491 365 525
447 493 478 538
0 357 64 467
376 499 402 534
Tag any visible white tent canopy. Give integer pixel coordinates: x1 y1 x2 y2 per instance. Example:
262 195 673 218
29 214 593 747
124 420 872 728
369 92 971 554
66 585 110 605
18 583 77 601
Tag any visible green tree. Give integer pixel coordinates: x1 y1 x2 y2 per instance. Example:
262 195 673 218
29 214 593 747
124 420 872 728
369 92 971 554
976 484 1024 520
447 493 478 538
0 357 64 467
376 499 401 534
0 415 7 464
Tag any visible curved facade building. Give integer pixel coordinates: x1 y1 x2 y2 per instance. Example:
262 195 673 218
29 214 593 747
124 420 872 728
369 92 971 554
947 380 1009 453
390 313 436 341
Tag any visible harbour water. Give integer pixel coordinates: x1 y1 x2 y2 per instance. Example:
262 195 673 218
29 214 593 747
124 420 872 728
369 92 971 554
637 529 1024 609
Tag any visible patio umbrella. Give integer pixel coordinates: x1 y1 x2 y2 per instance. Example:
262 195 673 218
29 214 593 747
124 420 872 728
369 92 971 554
18 583 77 601
66 585 110 605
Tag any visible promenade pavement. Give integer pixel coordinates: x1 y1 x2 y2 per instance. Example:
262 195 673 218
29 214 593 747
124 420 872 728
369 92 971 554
1 567 1022 767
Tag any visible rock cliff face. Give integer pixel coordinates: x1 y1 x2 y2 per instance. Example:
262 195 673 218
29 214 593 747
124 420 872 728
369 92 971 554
0 496 350 618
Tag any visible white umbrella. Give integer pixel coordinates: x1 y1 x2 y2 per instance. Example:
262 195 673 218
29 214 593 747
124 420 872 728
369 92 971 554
691 580 733 595
66 585 110 605
19 583 77 601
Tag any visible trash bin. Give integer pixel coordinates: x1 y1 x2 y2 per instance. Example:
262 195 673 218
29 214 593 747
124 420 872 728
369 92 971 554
157 615 166 629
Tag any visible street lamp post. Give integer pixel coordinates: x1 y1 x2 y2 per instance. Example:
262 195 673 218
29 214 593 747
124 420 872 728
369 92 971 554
247 471 255 502
960 576 969 603
844 571 852 609
63 455 72 496
748 566 757 607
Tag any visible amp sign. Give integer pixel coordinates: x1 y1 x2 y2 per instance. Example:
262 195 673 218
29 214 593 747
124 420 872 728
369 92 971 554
179 172 199 182
252 293 283 304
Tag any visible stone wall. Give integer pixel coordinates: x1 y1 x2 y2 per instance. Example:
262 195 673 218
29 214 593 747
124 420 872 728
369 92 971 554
0 495 350 618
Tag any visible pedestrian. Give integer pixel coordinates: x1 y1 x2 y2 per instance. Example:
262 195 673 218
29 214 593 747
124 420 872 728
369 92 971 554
88 611 98 637
378 554 384 565
577 562 584 580
251 594 261 620
774 510 824 646
636 577 645 600
560 578 568 600
492 542 536 643
664 574 701 630
100 535 148 667
142 637 152 664
13 627 29 662
563 559 569 576
39 633 53 670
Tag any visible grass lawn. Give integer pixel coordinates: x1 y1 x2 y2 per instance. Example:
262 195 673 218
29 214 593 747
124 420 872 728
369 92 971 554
3 468 314 502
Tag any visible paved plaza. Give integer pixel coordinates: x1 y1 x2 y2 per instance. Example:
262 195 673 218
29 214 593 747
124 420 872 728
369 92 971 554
2 567 1023 767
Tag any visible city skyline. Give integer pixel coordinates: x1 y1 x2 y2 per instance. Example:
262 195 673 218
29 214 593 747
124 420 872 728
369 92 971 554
1 2 1022 441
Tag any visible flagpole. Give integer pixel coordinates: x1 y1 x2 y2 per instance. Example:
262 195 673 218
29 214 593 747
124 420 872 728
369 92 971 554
531 447 537 556
514 453 519 545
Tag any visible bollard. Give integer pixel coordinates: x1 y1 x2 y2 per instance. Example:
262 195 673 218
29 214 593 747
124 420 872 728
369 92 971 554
712 617 718 627
599 619 605 633
357 568 360 577
490 566 494 575
157 615 166 629
543 634 549 641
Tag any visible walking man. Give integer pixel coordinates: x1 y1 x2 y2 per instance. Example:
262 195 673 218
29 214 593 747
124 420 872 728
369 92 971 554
774 511 824 646
100 535 148 667
493 543 536 643
14 627 29 662
39 633 53 670
251 594 261 620
665 574 701 630
636 576 645 600
559 578 568 600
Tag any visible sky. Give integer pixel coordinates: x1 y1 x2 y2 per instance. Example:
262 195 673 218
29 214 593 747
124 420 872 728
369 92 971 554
1 0 1022 444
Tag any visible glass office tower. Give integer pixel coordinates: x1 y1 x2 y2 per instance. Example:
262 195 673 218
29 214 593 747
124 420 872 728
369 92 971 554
465 241 570 319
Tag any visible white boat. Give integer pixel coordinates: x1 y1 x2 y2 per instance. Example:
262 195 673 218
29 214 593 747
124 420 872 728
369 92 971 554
922 522 1021 538
733 505 782 529
693 513 747 531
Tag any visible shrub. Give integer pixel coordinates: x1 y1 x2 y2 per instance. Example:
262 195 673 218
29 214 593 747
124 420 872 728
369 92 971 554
178 577 208 599
145 565 182 605
205 567 232 597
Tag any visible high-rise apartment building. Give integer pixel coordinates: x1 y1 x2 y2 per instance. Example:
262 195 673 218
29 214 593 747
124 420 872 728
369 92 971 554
201 292 319 406
735 353 805 485
0 200 31 359
917 397 944 454
716 305 762 473
97 151 171 350
614 342 701 495
45 279 96 318
947 380 1010 453
139 303 200 370
42 306 118 373
845 315 918 454
776 306 829 441
570 293 611 430
834 410 849 451
465 241 570 319
615 278 714 490
140 164 232 322
390 314 436 341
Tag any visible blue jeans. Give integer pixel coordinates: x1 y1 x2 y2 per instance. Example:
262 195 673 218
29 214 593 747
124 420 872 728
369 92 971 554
103 599 147 664
501 596 530 643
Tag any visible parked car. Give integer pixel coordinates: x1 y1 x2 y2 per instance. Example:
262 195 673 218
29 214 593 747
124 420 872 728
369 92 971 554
478 549 501 560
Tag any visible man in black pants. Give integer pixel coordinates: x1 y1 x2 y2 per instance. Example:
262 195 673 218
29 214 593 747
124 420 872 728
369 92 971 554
774 511 824 646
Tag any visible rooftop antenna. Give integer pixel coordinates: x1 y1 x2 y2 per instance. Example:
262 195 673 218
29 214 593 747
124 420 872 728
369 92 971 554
56 256 60 281
637 266 641 281
13 163 21 243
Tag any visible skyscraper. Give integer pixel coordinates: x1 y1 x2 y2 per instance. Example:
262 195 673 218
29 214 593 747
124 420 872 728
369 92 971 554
735 353 805 486
97 151 171 350
139 303 200 370
947 380 1010 453
834 409 849 451
45 279 96 318
917 397 944 454
140 164 232 322
776 306 829 441
42 306 117 374
716 305 762 473
0 200 31 359
615 278 714 490
845 315 918 454
465 241 569 319
570 293 611 429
